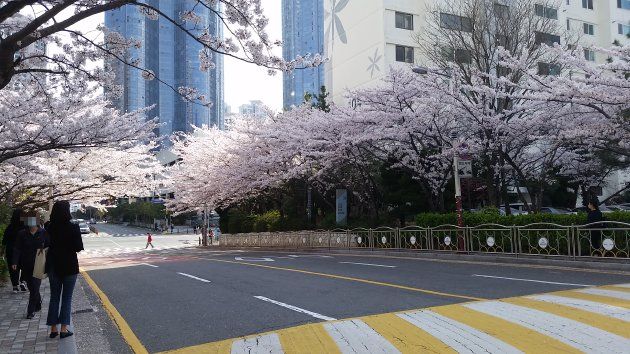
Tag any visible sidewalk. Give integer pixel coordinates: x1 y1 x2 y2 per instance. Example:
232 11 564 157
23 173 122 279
0 279 63 353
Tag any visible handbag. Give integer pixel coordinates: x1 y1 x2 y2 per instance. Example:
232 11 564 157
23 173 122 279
33 247 48 279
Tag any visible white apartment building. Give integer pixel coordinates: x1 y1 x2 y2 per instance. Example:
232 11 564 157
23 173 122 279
238 100 267 118
324 0 630 105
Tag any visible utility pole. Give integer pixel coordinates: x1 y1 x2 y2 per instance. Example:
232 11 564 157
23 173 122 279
200 206 208 247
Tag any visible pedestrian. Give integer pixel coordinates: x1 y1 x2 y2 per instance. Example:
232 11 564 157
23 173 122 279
145 232 154 249
11 211 49 319
170 224 174 234
2 209 27 293
208 227 214 245
45 201 84 339
586 198 604 252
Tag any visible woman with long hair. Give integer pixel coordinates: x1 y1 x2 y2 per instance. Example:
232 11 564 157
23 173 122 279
45 201 84 339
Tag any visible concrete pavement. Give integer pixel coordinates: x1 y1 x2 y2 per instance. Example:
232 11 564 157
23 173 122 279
82 248 630 353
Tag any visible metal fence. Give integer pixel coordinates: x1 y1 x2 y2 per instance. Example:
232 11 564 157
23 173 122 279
221 221 630 259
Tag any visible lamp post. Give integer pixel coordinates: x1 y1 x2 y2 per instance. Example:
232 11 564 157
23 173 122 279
413 66 465 249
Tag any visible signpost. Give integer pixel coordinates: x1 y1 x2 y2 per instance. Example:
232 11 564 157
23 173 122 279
336 189 348 226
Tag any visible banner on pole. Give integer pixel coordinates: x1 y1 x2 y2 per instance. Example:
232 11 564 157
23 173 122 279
336 189 348 226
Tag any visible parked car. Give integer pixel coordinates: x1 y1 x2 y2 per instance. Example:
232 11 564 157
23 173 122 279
539 207 576 215
606 205 630 211
573 205 614 213
78 222 91 234
499 207 528 216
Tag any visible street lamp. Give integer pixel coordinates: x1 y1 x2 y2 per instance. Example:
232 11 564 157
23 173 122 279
412 66 465 248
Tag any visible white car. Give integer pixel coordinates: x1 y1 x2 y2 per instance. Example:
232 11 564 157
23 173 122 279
79 222 90 234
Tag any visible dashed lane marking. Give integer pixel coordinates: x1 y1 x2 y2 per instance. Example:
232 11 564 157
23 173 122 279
471 274 593 287
158 283 630 354
139 263 158 268
338 261 396 268
176 272 211 283
253 296 336 321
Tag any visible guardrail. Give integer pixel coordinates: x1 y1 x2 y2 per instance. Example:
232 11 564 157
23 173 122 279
220 221 630 259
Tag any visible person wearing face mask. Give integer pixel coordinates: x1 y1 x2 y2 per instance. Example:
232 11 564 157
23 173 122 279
11 211 49 319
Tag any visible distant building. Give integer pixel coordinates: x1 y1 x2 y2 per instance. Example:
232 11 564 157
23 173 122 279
105 1 225 138
238 100 267 119
282 0 325 109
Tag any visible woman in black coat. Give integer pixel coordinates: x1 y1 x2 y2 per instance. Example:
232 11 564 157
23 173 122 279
45 201 84 339
2 209 26 292
11 211 49 319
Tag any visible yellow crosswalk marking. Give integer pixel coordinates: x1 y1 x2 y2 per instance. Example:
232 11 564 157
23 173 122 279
431 305 581 353
554 290 630 309
362 313 455 353
278 323 341 354
504 297 630 339
160 338 232 354
602 285 630 294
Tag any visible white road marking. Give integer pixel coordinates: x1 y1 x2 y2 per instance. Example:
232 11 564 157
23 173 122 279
465 301 630 353
339 261 396 268
231 333 283 354
472 274 592 287
577 288 630 301
399 310 522 354
253 296 336 321
139 263 158 268
324 319 400 353
177 272 211 283
234 257 275 262
616 283 630 288
527 294 630 322
108 239 124 247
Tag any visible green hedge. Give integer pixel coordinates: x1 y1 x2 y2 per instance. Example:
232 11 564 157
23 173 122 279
415 210 630 228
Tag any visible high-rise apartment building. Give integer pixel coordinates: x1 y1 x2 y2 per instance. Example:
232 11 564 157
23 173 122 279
282 0 325 109
323 0 630 105
105 1 224 137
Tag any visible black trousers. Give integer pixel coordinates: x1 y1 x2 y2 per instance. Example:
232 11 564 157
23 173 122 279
24 275 41 315
6 250 21 287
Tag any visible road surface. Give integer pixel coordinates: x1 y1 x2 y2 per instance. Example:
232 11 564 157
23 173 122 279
80 247 630 353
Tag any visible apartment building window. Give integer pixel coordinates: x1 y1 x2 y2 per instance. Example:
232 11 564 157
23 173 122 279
440 13 473 32
566 0 570 4
583 48 595 61
537 62 561 75
442 48 472 64
618 0 630 9
583 23 594 35
619 23 630 35
582 0 593 9
493 3 509 19
566 19 570 30
534 31 561 45
395 45 414 63
535 4 558 19
395 12 414 30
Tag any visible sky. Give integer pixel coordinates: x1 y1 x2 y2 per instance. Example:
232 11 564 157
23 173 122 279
71 0 284 113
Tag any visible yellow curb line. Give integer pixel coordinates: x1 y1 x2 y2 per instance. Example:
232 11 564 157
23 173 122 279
194 256 485 301
81 269 149 354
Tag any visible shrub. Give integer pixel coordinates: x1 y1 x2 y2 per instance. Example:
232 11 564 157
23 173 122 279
415 211 630 227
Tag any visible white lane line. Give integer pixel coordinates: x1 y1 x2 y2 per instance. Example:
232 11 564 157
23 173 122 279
253 296 336 321
527 294 630 322
324 319 400 354
339 261 396 268
176 272 211 283
108 239 124 247
472 274 592 287
465 301 630 353
139 263 158 268
577 288 630 301
399 310 522 354
231 333 283 354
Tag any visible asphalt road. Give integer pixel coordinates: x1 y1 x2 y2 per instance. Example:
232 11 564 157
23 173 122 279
83 248 630 353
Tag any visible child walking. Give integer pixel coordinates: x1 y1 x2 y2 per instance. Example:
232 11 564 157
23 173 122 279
145 233 154 249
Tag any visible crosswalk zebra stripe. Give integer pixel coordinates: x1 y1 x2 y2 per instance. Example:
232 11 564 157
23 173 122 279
528 294 630 322
324 319 400 353
464 301 630 353
578 288 630 301
399 310 522 354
